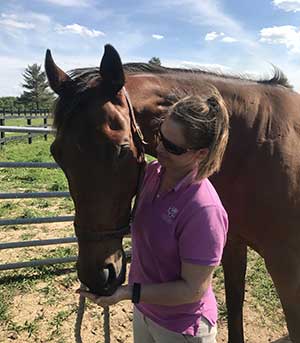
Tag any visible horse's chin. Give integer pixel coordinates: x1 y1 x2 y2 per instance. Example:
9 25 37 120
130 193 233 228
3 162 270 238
83 278 124 297
79 260 127 296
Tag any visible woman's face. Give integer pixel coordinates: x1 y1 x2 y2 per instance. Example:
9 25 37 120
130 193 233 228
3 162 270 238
156 117 204 172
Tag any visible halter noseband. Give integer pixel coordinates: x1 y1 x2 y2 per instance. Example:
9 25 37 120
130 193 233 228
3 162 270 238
74 87 146 242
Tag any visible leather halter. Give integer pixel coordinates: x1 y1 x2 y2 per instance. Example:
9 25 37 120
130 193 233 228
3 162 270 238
74 87 146 242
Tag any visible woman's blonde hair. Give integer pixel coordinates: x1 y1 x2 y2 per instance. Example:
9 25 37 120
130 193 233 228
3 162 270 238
168 84 229 180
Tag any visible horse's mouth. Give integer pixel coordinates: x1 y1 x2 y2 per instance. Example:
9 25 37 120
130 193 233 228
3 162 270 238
83 275 125 296
80 253 127 296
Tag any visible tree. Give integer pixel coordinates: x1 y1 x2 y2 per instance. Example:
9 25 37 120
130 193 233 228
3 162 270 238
148 57 161 66
0 97 18 109
19 64 55 109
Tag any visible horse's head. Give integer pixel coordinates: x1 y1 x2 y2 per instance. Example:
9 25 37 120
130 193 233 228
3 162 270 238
45 45 145 295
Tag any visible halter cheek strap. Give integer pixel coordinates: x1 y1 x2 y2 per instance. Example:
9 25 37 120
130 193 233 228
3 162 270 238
74 222 131 241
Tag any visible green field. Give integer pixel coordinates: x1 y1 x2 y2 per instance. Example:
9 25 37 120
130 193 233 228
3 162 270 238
0 136 286 342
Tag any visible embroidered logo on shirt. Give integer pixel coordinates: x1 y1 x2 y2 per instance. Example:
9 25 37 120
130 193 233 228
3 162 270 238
167 206 178 219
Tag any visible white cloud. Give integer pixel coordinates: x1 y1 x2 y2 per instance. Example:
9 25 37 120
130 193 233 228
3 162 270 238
205 31 237 43
55 24 105 38
152 34 164 40
205 31 219 41
272 0 300 12
221 36 237 43
0 13 35 30
42 0 91 7
26 12 52 25
163 58 232 73
181 61 232 72
260 25 300 54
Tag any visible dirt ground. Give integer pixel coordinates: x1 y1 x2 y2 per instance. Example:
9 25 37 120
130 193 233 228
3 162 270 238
0 285 289 343
0 223 289 343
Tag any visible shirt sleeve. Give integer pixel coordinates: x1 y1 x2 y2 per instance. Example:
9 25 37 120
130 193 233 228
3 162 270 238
177 205 228 266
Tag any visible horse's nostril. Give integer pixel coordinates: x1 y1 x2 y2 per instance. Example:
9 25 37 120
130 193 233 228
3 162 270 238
103 264 116 286
103 268 109 284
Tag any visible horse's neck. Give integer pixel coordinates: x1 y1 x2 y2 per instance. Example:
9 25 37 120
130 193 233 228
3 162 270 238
126 75 171 156
125 73 235 156
126 72 234 115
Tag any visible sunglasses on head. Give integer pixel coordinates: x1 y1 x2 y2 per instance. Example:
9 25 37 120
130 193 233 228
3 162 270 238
156 125 191 155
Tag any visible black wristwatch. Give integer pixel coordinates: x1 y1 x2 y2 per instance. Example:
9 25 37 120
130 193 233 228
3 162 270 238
132 283 141 304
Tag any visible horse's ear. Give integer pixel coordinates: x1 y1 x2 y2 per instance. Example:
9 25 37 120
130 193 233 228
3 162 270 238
45 49 71 95
100 44 125 94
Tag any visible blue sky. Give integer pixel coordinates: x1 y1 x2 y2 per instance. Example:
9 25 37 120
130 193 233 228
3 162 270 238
1 0 300 96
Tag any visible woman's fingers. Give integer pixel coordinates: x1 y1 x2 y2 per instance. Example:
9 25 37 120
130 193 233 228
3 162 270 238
76 289 98 302
76 289 113 307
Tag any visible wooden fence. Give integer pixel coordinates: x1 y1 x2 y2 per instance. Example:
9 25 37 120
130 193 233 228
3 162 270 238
0 108 51 146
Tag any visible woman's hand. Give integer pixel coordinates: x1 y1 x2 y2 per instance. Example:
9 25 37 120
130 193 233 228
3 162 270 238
76 285 132 307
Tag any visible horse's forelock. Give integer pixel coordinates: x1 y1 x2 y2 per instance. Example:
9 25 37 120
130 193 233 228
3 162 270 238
52 68 103 130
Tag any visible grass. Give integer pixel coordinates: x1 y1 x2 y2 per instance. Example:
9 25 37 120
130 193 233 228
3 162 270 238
0 262 77 321
0 265 78 342
0 290 10 322
0 137 67 194
0 198 74 222
246 249 283 326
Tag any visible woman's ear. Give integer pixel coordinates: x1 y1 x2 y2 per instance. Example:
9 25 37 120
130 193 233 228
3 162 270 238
195 148 209 159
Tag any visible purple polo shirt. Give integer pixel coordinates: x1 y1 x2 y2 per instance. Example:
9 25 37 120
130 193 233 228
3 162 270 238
128 161 228 336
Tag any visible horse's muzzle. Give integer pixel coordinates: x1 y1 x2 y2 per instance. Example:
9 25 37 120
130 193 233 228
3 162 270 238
78 249 127 296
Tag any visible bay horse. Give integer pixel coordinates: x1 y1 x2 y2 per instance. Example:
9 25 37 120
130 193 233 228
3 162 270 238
45 44 300 343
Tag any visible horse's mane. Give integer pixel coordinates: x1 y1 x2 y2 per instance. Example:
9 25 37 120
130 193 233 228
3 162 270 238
123 63 292 89
53 63 291 129
67 63 292 90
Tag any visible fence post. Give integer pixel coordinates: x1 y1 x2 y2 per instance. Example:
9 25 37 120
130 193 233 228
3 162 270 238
44 111 48 141
0 109 5 148
27 115 32 144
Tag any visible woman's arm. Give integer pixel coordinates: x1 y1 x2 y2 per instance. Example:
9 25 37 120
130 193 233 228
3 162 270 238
77 262 215 307
137 262 214 305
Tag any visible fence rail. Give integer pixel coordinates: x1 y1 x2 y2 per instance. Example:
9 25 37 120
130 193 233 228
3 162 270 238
0 115 53 145
0 161 58 168
0 191 69 199
0 108 50 118
0 126 55 134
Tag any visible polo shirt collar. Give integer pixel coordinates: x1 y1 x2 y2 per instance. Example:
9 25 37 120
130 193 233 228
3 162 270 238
156 163 197 192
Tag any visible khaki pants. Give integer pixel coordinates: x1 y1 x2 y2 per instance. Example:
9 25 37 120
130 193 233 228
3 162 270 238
133 307 217 343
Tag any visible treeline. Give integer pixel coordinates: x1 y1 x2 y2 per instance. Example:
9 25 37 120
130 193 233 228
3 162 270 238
0 96 51 110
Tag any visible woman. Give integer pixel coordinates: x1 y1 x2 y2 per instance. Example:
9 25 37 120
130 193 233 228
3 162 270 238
78 84 229 343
